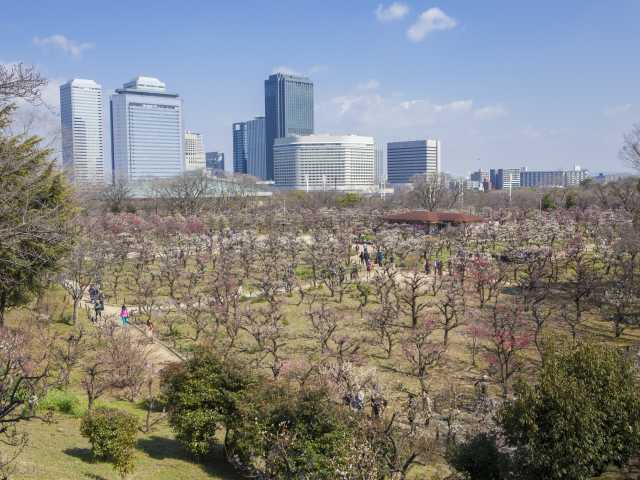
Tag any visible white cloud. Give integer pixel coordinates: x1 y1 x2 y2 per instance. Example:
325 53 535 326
33 34 94 58
271 66 301 76
474 105 508 120
375 2 410 22
604 103 632 118
309 65 328 74
407 8 457 42
357 79 380 91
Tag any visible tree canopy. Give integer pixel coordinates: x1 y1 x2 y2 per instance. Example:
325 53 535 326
0 104 75 322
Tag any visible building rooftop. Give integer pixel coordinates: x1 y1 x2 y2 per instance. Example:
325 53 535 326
123 76 166 92
64 78 101 88
383 210 484 225
275 134 374 145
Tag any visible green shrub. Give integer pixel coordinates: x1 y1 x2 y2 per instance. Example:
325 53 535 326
161 352 253 457
80 407 138 478
39 389 82 416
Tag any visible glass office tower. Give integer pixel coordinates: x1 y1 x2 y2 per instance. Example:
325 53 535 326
264 73 314 180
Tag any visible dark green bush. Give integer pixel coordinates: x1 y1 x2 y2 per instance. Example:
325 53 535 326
80 407 138 478
448 432 509 480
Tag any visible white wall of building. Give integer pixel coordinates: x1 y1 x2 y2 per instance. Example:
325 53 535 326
60 79 106 185
111 76 184 183
274 134 375 192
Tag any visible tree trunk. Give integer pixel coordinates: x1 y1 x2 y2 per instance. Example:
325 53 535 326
72 298 79 325
0 290 6 327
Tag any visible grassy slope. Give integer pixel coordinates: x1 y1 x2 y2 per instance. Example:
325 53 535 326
13 417 238 480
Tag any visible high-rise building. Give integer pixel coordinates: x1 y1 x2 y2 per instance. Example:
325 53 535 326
274 134 374 191
60 79 106 185
184 131 205 171
374 145 387 185
387 139 441 184
264 73 314 180
111 76 183 183
246 116 266 179
232 122 248 174
205 151 225 170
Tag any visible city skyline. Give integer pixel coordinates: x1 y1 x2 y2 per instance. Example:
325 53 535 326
4 1 640 175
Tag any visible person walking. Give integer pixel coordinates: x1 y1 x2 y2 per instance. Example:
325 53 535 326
120 305 129 326
94 299 104 322
146 319 154 343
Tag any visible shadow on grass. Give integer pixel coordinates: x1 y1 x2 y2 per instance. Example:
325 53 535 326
137 436 238 478
84 474 109 480
64 447 94 463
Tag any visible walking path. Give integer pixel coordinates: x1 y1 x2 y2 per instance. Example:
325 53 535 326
82 297 184 367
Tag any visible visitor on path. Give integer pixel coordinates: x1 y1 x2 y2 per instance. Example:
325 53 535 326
425 259 431 274
366 261 372 278
350 263 359 281
146 319 154 343
376 250 384 266
94 299 104 321
120 305 129 326
89 285 98 303
363 249 370 265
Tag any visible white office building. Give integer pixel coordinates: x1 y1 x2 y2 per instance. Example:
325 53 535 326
111 76 184 183
184 131 205 170
60 79 106 185
387 139 441 184
274 134 375 191
246 116 266 179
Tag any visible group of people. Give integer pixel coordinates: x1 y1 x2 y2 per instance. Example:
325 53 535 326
342 384 388 419
424 258 445 276
355 244 386 276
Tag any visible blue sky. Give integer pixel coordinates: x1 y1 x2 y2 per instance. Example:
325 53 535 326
3 0 639 175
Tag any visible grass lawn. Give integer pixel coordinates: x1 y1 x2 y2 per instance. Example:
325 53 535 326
12 415 239 480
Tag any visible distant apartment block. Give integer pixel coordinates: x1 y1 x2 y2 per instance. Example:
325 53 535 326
387 139 441 184
274 134 374 191
519 167 590 188
205 151 225 170
111 76 184 183
184 131 205 171
60 79 106 185
490 168 521 190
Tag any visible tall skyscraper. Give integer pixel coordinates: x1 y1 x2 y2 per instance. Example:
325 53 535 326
111 76 183 183
246 116 266 179
184 131 205 170
274 134 374 191
264 73 314 180
232 122 248 174
60 79 106 185
387 139 441 184
205 151 225 170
